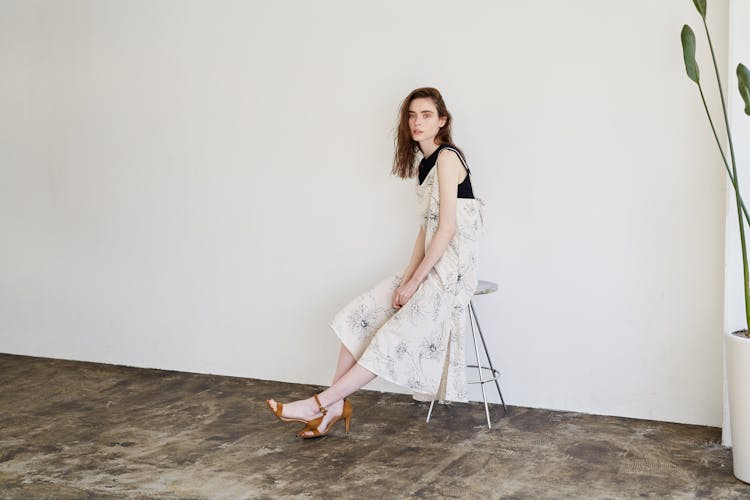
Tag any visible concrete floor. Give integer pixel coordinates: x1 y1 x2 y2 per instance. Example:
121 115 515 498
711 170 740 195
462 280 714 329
0 353 748 499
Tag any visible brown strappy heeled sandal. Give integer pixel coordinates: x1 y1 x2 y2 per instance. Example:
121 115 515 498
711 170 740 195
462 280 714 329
265 399 311 425
297 394 352 438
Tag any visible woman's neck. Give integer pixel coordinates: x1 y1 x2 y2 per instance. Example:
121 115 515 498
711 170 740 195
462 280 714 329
420 141 444 158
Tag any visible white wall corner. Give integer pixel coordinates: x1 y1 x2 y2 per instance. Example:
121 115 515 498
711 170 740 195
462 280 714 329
723 0 750 448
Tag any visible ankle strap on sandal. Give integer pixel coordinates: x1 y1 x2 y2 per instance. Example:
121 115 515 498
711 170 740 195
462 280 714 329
314 393 328 415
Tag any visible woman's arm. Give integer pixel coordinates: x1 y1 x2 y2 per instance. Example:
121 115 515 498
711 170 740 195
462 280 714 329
393 150 463 308
391 224 425 309
392 225 425 309
401 225 426 283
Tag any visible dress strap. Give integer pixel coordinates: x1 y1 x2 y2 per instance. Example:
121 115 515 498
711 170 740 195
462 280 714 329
441 146 471 174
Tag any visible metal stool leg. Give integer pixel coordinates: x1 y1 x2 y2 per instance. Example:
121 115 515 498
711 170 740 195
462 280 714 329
469 301 507 415
426 294 506 426
468 301 492 429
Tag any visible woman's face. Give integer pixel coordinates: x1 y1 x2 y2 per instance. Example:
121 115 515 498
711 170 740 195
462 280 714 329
408 97 446 145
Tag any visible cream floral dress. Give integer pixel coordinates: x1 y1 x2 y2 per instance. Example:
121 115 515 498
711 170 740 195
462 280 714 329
329 147 486 404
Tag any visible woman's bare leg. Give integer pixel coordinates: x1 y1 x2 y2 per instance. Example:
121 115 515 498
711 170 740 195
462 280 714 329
319 362 376 408
268 360 376 435
267 343 372 425
298 362 376 436
332 343 357 384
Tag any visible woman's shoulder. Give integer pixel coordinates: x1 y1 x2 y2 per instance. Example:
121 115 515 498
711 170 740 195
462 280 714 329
436 145 465 167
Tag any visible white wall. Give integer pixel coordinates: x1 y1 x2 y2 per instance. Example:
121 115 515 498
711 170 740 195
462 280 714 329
0 0 732 426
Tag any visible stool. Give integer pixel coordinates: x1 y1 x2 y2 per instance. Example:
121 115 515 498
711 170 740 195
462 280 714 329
426 280 507 429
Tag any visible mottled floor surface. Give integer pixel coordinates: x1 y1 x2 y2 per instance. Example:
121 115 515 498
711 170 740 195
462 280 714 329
0 353 748 499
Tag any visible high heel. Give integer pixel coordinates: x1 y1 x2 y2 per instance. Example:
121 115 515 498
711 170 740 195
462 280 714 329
298 396 352 438
265 399 311 425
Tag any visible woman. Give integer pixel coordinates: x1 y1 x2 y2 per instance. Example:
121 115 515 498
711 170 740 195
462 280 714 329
266 87 485 438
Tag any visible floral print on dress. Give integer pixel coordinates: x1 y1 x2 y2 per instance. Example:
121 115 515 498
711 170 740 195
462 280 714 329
395 340 410 360
328 152 485 404
346 294 384 341
405 292 430 326
419 333 445 361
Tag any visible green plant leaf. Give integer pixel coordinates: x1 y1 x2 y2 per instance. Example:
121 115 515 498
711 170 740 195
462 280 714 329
693 0 707 19
681 25 700 83
739 63 750 115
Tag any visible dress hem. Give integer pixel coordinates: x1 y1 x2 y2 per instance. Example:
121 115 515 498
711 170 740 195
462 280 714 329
328 320 464 405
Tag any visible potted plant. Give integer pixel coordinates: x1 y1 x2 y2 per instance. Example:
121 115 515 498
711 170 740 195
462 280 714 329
681 0 750 482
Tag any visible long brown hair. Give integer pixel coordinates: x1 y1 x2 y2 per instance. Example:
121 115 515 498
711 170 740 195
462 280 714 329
391 87 466 179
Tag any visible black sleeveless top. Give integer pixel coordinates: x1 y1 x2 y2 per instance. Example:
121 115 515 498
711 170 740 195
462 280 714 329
418 143 475 199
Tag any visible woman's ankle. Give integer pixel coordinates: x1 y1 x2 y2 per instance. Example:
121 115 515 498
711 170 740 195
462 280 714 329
316 392 343 410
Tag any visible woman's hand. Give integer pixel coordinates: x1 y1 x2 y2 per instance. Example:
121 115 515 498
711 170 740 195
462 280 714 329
392 279 420 309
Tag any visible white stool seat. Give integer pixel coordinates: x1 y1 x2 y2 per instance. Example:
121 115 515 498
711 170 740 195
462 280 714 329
474 280 498 295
